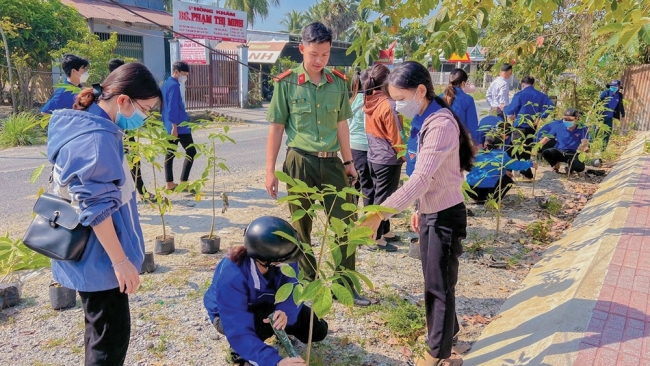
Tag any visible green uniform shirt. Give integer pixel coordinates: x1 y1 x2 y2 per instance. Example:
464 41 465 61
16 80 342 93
267 64 353 152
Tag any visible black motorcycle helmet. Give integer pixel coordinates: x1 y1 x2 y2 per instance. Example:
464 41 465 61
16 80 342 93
244 216 302 264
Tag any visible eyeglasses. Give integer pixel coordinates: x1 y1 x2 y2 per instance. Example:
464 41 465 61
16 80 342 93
132 99 154 120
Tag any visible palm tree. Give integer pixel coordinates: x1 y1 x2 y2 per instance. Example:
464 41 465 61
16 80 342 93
280 10 306 34
341 6 370 42
310 0 358 40
225 0 281 28
305 2 327 24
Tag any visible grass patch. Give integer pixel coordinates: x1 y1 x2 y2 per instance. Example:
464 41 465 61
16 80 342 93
43 337 68 349
0 112 46 148
139 276 157 292
464 232 493 256
352 287 426 345
164 268 191 289
149 333 169 358
544 195 563 216
187 278 212 300
526 219 553 242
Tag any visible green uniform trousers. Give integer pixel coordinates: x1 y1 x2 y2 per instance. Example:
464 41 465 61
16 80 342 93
282 148 356 282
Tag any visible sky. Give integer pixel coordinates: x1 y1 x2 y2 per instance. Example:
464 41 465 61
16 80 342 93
254 1 317 32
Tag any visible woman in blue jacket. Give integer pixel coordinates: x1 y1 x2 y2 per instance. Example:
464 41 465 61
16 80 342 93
204 216 328 366
47 62 161 365
441 68 480 146
466 136 535 203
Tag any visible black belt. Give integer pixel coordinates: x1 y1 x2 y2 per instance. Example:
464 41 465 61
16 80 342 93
289 147 338 158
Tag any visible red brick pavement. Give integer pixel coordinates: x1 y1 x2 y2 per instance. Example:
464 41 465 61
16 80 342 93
574 159 650 365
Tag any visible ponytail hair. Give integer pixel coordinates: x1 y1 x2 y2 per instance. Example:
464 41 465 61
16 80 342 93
363 64 390 96
388 61 475 172
73 62 162 112
349 68 362 104
228 245 248 265
443 68 469 106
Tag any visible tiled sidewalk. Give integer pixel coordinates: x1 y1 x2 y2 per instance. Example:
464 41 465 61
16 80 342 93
574 158 650 365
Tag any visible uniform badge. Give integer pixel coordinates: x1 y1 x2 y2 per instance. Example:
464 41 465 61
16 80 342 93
326 74 333 83
298 74 305 85
409 153 416 160
273 69 293 82
332 69 347 81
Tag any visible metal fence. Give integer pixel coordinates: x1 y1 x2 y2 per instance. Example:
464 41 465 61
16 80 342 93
184 50 239 110
430 71 494 88
0 64 63 107
620 64 650 133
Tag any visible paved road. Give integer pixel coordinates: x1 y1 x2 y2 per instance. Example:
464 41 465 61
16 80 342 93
0 100 491 234
0 123 280 234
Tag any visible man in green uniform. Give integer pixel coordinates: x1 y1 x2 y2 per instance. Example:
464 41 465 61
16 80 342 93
265 22 369 306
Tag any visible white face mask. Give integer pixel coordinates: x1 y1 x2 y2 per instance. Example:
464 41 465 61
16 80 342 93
463 81 476 94
79 71 90 84
179 75 188 84
395 91 424 119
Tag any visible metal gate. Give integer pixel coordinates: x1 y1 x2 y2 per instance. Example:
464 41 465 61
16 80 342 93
620 64 650 133
185 50 239 110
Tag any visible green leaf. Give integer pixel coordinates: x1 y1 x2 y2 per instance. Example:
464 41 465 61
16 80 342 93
594 22 624 36
300 279 323 302
312 286 333 319
330 243 342 267
342 271 362 293
346 242 359 257
292 284 304 305
348 226 374 239
330 283 354 307
341 203 358 212
329 217 346 237
275 283 294 303
353 270 374 291
362 205 398 215
280 264 297 278
288 185 317 194
277 195 304 204
274 171 296 186
291 209 307 222
272 230 299 246
30 164 47 184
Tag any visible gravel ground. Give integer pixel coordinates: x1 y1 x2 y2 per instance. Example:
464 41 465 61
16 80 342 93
0 137 627 366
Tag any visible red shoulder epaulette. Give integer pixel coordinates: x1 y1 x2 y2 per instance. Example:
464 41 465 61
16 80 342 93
273 69 293 82
332 69 347 81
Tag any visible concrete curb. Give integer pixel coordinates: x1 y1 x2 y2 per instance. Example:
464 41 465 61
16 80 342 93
463 132 650 366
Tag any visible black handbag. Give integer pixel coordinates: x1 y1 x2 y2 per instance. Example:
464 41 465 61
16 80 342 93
22 193 91 261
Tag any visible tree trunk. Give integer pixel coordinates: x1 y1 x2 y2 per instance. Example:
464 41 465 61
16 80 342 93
0 24 17 114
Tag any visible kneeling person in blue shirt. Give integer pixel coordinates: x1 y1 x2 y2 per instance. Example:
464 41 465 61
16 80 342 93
466 136 535 203
539 108 589 174
204 216 328 366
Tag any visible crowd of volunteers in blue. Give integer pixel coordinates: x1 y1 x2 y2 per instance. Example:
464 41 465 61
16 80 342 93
39 33 622 365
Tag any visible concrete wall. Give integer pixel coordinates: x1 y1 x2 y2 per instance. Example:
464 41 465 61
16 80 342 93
92 23 167 83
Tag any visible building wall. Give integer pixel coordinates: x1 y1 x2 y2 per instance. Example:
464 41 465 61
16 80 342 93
92 23 167 83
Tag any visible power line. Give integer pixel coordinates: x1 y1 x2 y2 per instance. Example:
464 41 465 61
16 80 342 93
105 0 373 96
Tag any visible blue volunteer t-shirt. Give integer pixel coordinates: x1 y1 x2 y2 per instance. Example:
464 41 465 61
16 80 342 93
550 124 588 152
41 80 81 114
536 120 562 142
